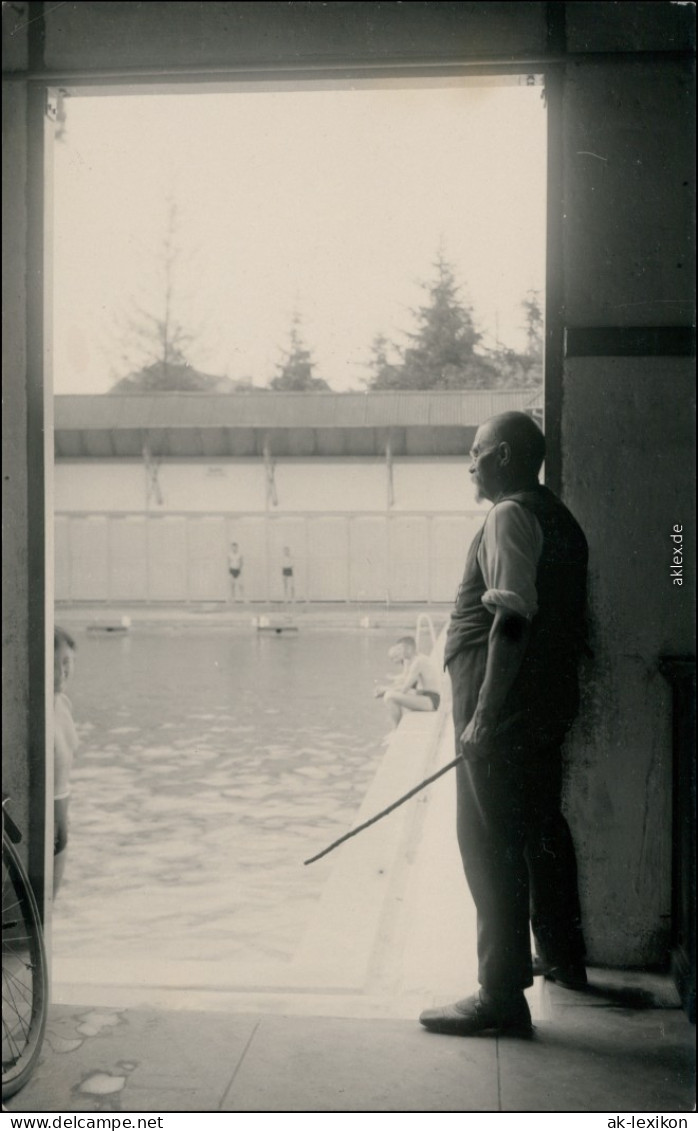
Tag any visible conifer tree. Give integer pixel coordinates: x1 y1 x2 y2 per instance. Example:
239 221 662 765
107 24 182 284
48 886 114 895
486 289 544 389
367 252 498 390
364 333 403 390
110 199 206 392
270 312 330 391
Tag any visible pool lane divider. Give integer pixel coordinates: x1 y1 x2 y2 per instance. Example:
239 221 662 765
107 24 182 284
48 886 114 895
86 615 132 635
254 615 299 633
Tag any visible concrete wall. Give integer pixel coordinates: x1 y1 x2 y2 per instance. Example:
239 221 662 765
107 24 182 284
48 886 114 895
562 60 694 327
2 77 31 847
563 362 695 964
3 1 695 967
39 2 550 69
560 53 695 964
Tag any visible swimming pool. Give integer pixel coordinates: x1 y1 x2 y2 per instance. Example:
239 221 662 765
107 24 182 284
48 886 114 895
53 628 397 981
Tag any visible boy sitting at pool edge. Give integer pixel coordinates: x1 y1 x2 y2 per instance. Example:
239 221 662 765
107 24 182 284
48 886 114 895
375 635 442 730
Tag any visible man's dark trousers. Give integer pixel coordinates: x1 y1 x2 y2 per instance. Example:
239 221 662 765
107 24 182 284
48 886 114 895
449 647 586 999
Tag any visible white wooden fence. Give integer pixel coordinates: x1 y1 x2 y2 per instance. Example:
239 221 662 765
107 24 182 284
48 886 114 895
54 511 484 604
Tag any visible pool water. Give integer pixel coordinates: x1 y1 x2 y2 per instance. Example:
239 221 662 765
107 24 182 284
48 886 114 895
54 628 395 978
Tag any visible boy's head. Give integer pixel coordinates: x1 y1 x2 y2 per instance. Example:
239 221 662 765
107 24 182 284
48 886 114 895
389 636 417 664
54 626 76 693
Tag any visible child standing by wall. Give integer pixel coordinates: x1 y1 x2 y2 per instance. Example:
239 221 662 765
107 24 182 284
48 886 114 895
54 626 79 897
227 541 245 602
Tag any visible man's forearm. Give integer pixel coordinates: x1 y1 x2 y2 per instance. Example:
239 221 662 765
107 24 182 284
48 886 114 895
474 608 530 725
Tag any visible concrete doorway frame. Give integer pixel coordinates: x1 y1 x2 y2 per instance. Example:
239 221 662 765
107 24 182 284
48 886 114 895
20 48 564 960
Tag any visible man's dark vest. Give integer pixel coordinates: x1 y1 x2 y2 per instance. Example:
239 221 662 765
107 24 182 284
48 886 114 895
445 485 589 743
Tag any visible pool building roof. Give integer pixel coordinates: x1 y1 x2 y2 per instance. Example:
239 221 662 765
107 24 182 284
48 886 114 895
54 390 542 459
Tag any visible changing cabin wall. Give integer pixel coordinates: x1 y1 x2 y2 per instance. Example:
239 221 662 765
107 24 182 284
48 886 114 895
53 456 488 604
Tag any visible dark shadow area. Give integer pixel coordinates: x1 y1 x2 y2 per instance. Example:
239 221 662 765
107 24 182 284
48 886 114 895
580 982 678 1011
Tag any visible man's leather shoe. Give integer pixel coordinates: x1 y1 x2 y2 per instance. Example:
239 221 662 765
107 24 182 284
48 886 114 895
532 955 588 991
419 992 532 1037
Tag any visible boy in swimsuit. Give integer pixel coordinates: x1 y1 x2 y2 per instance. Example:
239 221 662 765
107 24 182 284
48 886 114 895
54 626 79 897
228 542 244 602
281 546 295 603
375 635 442 730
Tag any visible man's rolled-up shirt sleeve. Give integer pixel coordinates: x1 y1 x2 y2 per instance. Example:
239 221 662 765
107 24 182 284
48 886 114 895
478 501 543 620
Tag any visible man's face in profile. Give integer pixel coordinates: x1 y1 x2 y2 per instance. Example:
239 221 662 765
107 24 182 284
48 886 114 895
468 423 501 503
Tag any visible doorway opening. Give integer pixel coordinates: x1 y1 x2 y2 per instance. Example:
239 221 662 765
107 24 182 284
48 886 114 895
47 73 548 1012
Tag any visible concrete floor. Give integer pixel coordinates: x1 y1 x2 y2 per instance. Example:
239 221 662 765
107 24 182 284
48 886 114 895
4 982 695 1114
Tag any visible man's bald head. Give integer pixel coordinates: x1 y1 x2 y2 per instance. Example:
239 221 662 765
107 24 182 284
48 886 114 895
484 412 545 480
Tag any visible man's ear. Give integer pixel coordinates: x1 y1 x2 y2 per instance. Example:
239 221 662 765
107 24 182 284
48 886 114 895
498 441 512 467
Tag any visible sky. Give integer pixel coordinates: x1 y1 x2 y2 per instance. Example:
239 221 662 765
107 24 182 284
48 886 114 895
51 76 547 394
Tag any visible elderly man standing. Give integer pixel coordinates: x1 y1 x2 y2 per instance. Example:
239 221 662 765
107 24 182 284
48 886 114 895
420 411 589 1038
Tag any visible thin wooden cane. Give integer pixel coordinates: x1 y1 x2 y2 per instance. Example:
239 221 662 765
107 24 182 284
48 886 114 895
303 756 460 866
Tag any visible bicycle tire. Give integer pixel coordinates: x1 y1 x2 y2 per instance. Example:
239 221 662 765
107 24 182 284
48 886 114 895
2 833 49 1100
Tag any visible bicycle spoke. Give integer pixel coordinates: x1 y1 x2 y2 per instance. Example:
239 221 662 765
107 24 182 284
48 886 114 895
3 1018 30 1064
3 967 31 1028
2 980 31 1057
2 1013 26 1066
3 937 35 954
3 969 34 1009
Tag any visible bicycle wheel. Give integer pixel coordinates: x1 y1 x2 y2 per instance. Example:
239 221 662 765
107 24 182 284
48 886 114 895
2 834 49 1099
